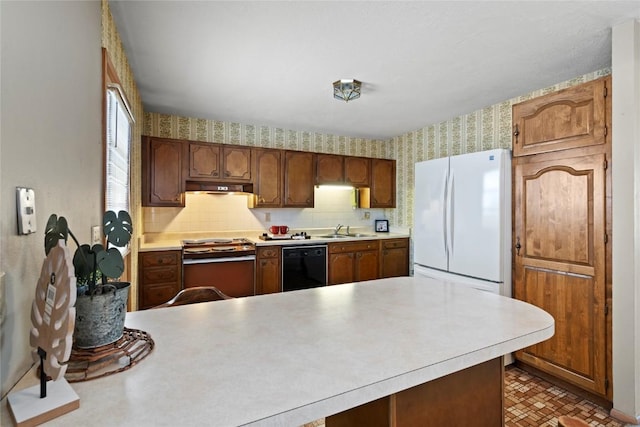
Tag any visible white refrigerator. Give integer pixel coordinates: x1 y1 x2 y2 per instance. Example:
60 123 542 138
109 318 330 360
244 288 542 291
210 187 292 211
413 149 511 297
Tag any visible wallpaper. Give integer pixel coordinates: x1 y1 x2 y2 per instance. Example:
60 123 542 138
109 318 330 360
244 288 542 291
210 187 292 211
102 0 144 308
388 68 611 229
144 113 390 159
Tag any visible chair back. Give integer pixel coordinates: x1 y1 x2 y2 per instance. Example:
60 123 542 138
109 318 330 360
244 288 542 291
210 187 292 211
154 286 233 308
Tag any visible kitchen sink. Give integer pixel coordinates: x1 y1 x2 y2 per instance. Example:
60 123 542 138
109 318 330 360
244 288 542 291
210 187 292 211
347 233 375 238
316 234 348 238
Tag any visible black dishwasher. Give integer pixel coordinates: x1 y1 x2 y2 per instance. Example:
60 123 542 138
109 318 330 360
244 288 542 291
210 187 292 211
282 245 327 292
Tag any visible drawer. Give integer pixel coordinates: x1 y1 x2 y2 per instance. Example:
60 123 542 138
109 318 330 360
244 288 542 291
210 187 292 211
141 251 180 267
382 238 408 249
141 283 181 309
257 246 280 259
143 266 179 283
329 241 379 254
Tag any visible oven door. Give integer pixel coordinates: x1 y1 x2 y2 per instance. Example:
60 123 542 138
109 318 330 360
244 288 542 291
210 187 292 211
183 256 255 297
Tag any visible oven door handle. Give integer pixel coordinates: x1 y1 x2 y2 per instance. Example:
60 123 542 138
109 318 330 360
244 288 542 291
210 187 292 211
183 255 256 265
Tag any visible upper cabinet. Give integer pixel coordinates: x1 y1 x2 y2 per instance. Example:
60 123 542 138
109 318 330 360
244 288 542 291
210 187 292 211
283 151 315 207
316 154 344 185
370 159 396 208
142 136 185 207
188 142 251 182
316 154 371 187
512 77 609 157
252 148 282 208
344 157 371 187
142 136 396 209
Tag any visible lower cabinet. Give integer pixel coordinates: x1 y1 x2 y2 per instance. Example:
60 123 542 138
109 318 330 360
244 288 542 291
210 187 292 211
138 250 182 310
328 241 379 285
256 246 282 294
380 238 409 278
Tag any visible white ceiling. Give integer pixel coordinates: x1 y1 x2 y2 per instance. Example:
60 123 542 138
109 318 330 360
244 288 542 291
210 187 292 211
109 1 640 140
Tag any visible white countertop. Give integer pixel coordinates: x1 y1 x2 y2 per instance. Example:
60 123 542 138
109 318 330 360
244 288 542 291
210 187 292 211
3 276 553 426
139 230 411 251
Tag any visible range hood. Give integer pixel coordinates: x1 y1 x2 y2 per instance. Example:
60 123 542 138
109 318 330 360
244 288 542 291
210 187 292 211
185 181 254 194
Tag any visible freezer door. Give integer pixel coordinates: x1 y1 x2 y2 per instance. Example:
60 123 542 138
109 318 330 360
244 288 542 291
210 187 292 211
413 157 449 271
448 149 509 282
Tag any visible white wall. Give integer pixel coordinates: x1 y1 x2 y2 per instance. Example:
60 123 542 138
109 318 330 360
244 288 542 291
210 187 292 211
612 19 640 422
0 1 102 397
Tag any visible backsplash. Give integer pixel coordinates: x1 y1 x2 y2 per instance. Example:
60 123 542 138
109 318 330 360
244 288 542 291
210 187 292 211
143 187 386 234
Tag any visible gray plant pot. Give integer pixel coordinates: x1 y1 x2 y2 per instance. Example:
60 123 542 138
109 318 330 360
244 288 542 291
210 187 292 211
74 282 130 348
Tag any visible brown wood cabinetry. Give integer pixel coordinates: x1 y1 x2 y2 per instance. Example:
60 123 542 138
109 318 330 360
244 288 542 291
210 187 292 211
316 154 371 187
380 238 409 278
188 142 220 179
316 154 344 185
142 137 185 207
344 157 370 187
138 250 182 309
328 241 379 285
252 148 282 208
512 78 608 157
283 151 315 207
188 142 251 182
256 246 282 294
512 76 611 400
370 159 396 208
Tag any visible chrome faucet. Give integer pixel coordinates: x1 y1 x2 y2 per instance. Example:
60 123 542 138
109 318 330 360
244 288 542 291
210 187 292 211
346 226 350 235
334 224 343 235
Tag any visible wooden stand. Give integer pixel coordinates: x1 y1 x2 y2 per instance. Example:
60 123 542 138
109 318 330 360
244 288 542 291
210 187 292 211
7 378 79 427
326 357 504 426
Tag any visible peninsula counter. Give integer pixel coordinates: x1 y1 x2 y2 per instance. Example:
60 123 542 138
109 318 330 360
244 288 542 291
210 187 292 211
3 276 553 426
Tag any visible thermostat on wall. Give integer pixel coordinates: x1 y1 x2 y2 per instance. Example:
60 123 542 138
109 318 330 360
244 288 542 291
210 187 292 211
16 187 37 235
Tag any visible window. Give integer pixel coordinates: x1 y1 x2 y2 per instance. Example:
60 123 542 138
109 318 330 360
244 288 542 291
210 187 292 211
105 84 133 215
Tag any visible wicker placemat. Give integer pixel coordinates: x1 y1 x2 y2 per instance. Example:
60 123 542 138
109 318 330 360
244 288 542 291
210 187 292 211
64 328 154 382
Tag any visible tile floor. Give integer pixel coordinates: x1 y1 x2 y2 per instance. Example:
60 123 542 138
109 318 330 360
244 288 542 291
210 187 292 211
302 366 628 427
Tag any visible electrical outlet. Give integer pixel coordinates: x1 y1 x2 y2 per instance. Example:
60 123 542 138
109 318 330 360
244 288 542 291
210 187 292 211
265 212 271 222
364 211 371 220
91 226 101 245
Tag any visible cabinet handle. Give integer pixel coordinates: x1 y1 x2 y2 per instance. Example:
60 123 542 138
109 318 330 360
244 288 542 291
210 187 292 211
515 237 521 256
513 124 520 143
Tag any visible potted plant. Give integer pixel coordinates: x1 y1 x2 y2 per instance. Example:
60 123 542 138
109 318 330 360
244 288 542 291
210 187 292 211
44 210 133 348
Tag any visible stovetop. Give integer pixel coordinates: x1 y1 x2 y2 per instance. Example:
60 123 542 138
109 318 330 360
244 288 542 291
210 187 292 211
182 237 256 258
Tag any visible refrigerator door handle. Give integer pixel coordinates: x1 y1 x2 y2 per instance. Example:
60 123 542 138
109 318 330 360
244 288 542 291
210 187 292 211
442 169 449 258
446 171 455 257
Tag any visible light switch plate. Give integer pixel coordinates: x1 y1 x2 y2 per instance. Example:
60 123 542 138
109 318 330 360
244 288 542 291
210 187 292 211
91 226 102 245
16 187 37 235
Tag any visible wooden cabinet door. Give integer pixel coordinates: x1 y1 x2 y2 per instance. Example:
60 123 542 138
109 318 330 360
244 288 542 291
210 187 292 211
138 250 182 309
222 146 251 182
345 157 370 187
356 250 378 281
189 142 220 179
381 239 409 278
512 77 609 157
256 246 281 294
142 137 185 207
329 252 355 285
371 159 396 208
514 152 607 396
283 151 315 207
316 154 344 185
252 148 282 207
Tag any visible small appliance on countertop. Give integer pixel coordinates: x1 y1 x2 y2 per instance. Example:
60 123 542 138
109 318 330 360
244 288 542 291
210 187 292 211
259 232 310 241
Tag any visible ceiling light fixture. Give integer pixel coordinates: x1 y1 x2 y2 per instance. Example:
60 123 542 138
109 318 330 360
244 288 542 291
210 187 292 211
333 79 361 102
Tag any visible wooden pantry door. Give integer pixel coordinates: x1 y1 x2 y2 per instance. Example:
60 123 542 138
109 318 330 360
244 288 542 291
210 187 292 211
513 151 606 397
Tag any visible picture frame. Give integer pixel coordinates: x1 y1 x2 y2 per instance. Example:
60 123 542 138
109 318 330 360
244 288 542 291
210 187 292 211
375 219 389 233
